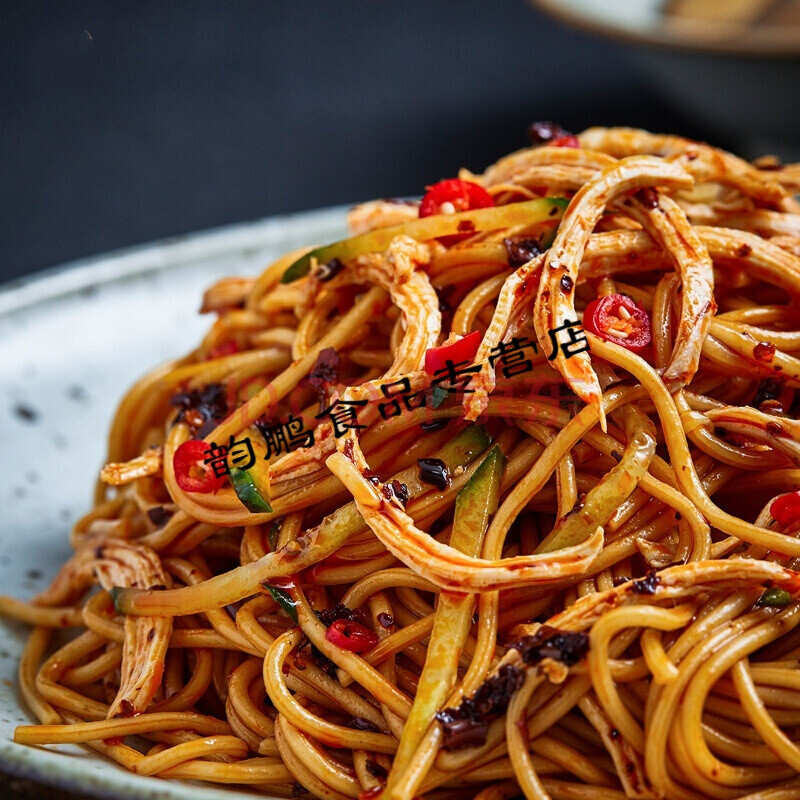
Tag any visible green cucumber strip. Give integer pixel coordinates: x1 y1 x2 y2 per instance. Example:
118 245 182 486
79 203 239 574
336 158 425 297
109 587 124 613
317 424 493 544
451 445 505 557
540 220 561 250
383 445 504 785
281 197 569 283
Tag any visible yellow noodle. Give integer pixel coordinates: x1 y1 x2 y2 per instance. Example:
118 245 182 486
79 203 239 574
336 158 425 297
5 126 800 800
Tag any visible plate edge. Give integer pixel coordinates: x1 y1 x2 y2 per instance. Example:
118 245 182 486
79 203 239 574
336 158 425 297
0 206 350 316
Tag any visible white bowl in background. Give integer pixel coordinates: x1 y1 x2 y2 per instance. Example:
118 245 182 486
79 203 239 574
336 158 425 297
532 0 800 159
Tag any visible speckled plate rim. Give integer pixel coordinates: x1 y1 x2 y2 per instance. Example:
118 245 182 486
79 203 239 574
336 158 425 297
0 207 350 800
0 206 348 315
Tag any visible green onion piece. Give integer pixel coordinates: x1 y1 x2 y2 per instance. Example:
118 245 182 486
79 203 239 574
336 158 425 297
281 197 569 283
757 587 791 607
109 587 124 613
264 585 298 623
267 520 281 551
430 385 449 409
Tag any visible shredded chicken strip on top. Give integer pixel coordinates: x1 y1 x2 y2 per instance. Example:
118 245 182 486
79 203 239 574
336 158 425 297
698 227 800 293
769 235 800 258
482 145 616 187
516 559 793 638
578 127 786 207
463 252 546 421
100 447 163 487
271 236 439 481
35 538 171 718
621 193 716 385
532 156 693 428
347 236 440 382
579 230 668 278
578 226 800 296
200 276 256 314
326 440 602 590
758 162 800 194
707 209 800 238
346 199 419 234
464 220 800 422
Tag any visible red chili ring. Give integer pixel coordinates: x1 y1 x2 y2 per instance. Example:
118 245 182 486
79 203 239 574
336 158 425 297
172 440 227 494
325 618 379 653
583 294 652 356
207 340 240 360
419 179 495 245
771 491 800 529
550 134 580 148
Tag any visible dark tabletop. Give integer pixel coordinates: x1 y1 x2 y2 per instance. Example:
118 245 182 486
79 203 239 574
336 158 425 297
0 0 725 287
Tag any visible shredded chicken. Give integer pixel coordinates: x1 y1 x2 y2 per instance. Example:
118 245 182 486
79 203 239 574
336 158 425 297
533 156 693 427
326 444 602 590
101 447 163 487
578 127 786 207
35 538 172 717
347 199 420 235
200 276 255 314
622 193 715 385
271 236 439 482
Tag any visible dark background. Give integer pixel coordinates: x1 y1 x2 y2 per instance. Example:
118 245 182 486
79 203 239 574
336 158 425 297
0 0 785 285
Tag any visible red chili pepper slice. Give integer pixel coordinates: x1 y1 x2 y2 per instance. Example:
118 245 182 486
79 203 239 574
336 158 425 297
424 331 482 375
771 492 800 528
419 179 495 217
550 134 580 148
207 340 239 360
419 179 495 245
583 294 652 356
172 440 227 494
325 618 379 653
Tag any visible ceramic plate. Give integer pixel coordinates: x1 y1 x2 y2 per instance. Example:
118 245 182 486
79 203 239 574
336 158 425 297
0 207 348 799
